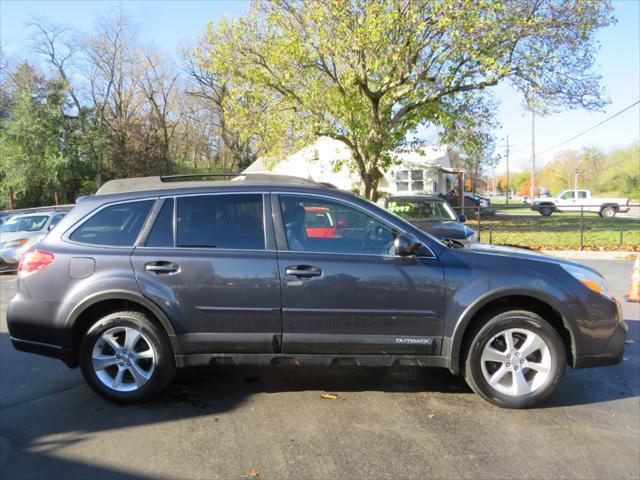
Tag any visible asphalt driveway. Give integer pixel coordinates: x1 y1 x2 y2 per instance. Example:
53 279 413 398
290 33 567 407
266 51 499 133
0 259 638 479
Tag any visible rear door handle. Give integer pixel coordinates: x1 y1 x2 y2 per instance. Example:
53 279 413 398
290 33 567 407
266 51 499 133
145 261 180 275
285 265 322 278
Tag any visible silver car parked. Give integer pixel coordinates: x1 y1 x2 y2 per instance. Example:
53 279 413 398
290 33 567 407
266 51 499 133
0 211 68 271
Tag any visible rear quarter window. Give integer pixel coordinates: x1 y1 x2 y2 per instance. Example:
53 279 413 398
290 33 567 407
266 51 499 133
69 200 154 246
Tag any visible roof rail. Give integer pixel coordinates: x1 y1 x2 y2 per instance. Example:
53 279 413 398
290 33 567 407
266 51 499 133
159 173 240 182
95 173 323 195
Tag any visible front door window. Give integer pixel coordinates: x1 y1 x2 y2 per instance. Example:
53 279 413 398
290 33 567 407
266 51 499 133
279 195 396 255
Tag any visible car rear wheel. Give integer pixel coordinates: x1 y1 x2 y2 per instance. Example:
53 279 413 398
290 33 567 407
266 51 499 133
464 310 566 408
79 310 175 404
539 207 553 216
600 206 616 218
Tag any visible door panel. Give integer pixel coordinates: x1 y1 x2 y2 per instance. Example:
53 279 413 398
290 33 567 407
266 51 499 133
278 252 445 354
132 248 281 354
275 193 445 355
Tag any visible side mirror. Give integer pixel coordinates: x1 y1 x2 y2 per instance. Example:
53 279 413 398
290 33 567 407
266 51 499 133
458 214 467 223
394 233 422 257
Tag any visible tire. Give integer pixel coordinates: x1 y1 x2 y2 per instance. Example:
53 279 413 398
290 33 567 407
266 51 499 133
600 206 616 218
463 310 566 409
79 310 175 404
539 207 553 216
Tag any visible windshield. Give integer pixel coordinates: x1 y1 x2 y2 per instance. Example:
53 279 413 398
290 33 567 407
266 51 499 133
388 199 457 222
0 215 49 233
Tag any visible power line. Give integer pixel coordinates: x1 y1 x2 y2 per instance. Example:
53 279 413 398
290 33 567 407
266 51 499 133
509 142 531 155
538 100 640 155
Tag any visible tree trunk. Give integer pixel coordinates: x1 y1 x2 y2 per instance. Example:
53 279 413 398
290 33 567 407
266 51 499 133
360 166 382 201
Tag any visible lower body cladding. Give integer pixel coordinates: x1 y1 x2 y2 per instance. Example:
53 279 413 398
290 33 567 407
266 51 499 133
175 352 450 369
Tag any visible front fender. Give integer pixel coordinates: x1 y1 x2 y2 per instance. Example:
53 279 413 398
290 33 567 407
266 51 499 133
444 286 577 373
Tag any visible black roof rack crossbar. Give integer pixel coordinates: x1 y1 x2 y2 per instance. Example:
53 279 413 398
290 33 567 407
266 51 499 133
160 173 241 182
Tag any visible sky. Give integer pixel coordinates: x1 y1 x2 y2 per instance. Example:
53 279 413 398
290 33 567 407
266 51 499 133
1 0 639 175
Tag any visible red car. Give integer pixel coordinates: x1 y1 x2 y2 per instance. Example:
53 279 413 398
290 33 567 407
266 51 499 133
304 207 344 238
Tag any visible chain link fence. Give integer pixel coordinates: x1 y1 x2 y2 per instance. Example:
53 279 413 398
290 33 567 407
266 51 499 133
449 203 640 250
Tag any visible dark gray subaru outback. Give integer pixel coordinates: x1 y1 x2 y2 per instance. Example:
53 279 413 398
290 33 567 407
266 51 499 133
7 174 627 408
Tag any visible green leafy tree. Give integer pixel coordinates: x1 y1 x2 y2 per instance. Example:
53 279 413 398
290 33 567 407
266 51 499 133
0 63 90 208
195 0 613 199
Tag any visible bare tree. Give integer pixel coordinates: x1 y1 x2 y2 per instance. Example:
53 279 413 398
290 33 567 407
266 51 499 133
183 45 257 171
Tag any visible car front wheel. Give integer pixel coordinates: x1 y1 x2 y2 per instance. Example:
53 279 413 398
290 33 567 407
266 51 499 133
464 310 566 408
79 310 175 404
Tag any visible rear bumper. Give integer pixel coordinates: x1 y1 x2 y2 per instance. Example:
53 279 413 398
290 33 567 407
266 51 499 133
10 337 75 367
574 320 628 368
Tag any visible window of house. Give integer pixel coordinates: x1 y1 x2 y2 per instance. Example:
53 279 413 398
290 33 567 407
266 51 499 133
396 169 425 192
396 170 409 191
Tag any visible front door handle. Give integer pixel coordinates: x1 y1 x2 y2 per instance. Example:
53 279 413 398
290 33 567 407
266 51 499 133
145 261 180 275
285 265 322 278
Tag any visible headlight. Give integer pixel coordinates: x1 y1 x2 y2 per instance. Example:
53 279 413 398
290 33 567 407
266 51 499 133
561 264 613 298
3 238 29 249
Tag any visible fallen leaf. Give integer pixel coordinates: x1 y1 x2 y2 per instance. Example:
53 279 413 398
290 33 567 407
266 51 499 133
428 414 435 419
247 469 261 479
321 393 340 400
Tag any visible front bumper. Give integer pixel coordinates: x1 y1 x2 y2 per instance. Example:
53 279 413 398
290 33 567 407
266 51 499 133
574 320 628 368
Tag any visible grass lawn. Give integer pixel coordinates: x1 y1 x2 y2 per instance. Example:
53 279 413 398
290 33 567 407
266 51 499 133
465 212 640 250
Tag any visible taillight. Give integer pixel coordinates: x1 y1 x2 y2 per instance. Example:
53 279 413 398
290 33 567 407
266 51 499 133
17 248 55 274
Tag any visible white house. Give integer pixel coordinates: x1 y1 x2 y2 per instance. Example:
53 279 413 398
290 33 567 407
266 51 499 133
242 136 461 196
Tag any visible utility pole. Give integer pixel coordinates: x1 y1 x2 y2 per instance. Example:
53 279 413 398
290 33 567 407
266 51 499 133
530 109 536 200
505 135 510 205
574 169 579 190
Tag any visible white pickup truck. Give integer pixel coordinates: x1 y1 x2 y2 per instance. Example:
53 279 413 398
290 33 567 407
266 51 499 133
531 189 631 217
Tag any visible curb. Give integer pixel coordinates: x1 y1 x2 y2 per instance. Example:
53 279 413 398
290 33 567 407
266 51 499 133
541 250 636 261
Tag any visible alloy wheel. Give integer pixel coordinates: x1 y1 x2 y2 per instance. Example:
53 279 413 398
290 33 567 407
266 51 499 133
480 328 552 397
91 326 156 392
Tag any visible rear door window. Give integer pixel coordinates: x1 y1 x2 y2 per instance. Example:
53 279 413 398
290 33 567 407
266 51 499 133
176 194 265 250
69 200 154 246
